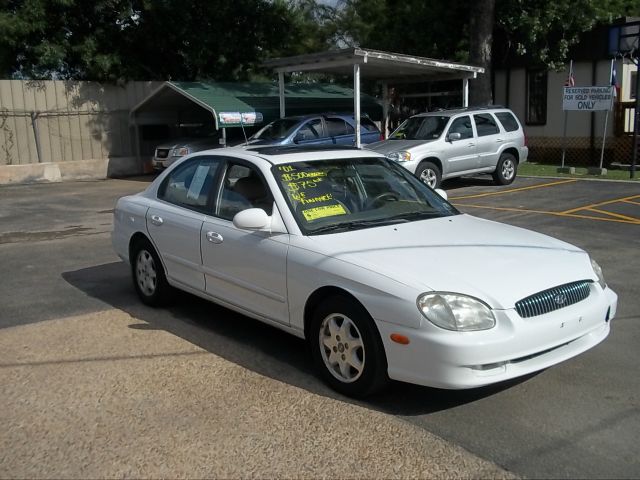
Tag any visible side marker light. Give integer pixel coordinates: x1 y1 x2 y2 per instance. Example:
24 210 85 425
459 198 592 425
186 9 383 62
390 333 410 345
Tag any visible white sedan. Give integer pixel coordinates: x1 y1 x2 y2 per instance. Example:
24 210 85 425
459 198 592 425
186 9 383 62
112 146 617 397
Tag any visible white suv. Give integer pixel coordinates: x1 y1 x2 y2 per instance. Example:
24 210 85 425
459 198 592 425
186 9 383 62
368 107 528 188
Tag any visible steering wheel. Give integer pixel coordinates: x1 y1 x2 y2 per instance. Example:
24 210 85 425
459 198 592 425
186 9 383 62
366 192 400 209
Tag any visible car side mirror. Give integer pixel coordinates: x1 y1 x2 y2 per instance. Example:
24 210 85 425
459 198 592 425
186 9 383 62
294 132 307 143
447 132 461 142
435 188 448 201
233 208 270 230
232 207 288 234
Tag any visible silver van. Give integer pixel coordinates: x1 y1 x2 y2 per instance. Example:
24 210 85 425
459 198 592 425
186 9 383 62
367 107 528 188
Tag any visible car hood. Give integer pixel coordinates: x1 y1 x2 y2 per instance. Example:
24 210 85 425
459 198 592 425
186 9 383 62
304 214 594 309
367 139 435 154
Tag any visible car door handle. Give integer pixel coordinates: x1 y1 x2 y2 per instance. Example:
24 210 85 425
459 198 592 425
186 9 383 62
467 143 475 147
496 138 504 143
150 215 163 226
206 231 224 244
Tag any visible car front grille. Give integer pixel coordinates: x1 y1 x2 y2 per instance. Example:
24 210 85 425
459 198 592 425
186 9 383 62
156 148 170 159
515 280 592 318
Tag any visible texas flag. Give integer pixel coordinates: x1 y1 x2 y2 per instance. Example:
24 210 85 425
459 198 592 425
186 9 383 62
611 63 619 98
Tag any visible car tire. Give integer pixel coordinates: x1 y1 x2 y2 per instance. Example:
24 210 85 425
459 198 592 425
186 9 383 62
131 237 173 307
416 161 442 189
493 152 517 185
309 295 389 397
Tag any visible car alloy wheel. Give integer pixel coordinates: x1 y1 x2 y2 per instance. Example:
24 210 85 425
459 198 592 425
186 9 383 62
415 161 442 189
319 313 365 383
501 158 515 181
493 152 517 185
419 168 438 188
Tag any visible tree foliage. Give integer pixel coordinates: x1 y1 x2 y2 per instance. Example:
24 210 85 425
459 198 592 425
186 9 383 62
0 0 334 81
1 0 639 82
496 0 640 70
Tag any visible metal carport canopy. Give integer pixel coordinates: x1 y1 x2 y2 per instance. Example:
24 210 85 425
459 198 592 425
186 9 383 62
264 47 485 147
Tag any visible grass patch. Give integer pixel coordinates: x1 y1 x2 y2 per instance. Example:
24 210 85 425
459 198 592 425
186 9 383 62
519 163 640 181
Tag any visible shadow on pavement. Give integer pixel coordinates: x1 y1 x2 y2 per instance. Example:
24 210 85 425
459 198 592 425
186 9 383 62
63 261 533 416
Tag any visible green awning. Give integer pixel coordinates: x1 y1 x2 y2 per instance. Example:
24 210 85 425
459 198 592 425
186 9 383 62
131 81 382 129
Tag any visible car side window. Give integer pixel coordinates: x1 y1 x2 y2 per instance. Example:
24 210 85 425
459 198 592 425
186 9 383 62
448 116 474 140
296 119 323 140
217 163 273 221
495 112 520 132
158 157 221 212
326 118 353 137
474 113 500 136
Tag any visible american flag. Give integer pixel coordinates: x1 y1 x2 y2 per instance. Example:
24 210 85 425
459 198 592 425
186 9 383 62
564 71 575 87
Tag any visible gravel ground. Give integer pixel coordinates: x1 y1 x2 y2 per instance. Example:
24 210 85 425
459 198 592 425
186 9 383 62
0 309 516 479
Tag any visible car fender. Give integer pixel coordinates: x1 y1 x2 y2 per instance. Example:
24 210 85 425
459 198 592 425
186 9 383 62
286 243 424 335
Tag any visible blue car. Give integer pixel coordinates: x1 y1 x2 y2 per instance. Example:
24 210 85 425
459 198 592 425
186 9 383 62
244 113 382 147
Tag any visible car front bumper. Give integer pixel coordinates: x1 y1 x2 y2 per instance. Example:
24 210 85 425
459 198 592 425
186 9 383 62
376 285 617 389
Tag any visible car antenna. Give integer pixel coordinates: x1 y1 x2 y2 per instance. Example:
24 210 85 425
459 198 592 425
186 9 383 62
240 115 249 146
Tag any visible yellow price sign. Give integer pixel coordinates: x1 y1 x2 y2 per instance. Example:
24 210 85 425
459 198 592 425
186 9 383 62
302 204 347 221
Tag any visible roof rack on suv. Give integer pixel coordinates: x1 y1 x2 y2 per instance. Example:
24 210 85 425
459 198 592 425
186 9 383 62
248 145 362 156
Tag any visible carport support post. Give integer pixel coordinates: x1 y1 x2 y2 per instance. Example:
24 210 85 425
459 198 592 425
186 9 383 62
462 78 469 107
382 81 389 139
354 63 361 148
278 72 285 119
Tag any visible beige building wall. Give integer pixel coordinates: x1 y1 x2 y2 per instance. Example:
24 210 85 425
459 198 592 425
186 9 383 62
495 59 636 166
0 80 161 184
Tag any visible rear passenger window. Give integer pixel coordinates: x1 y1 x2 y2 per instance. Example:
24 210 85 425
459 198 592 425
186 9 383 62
495 112 521 132
326 118 352 137
361 117 380 132
474 114 500 136
158 157 221 212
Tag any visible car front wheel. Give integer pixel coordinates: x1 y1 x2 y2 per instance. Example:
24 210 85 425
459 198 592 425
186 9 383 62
309 295 388 397
493 153 517 185
415 161 442 189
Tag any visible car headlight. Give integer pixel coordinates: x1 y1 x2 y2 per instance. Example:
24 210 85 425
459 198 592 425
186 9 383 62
172 147 190 157
590 258 606 289
417 292 496 331
386 151 411 162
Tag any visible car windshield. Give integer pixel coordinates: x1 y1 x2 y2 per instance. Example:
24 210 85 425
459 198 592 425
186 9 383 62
272 157 459 235
390 116 450 140
251 118 301 141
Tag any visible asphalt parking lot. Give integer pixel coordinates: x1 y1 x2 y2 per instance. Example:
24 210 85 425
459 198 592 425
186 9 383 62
1 174 638 478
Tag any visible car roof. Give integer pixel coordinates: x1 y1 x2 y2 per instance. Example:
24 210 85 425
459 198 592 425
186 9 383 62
412 105 511 118
221 145 385 165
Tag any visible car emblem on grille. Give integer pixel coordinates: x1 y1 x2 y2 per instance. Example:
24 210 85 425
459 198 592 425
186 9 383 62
554 294 567 305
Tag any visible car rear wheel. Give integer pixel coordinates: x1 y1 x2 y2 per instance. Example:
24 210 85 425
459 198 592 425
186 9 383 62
416 161 442 189
131 238 172 306
493 153 517 185
309 295 389 397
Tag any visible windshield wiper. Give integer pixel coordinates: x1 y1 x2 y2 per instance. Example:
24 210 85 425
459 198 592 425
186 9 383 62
384 211 442 221
310 218 411 234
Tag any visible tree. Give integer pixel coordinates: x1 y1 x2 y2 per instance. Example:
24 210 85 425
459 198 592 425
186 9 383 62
333 0 640 105
0 0 329 81
469 0 495 106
